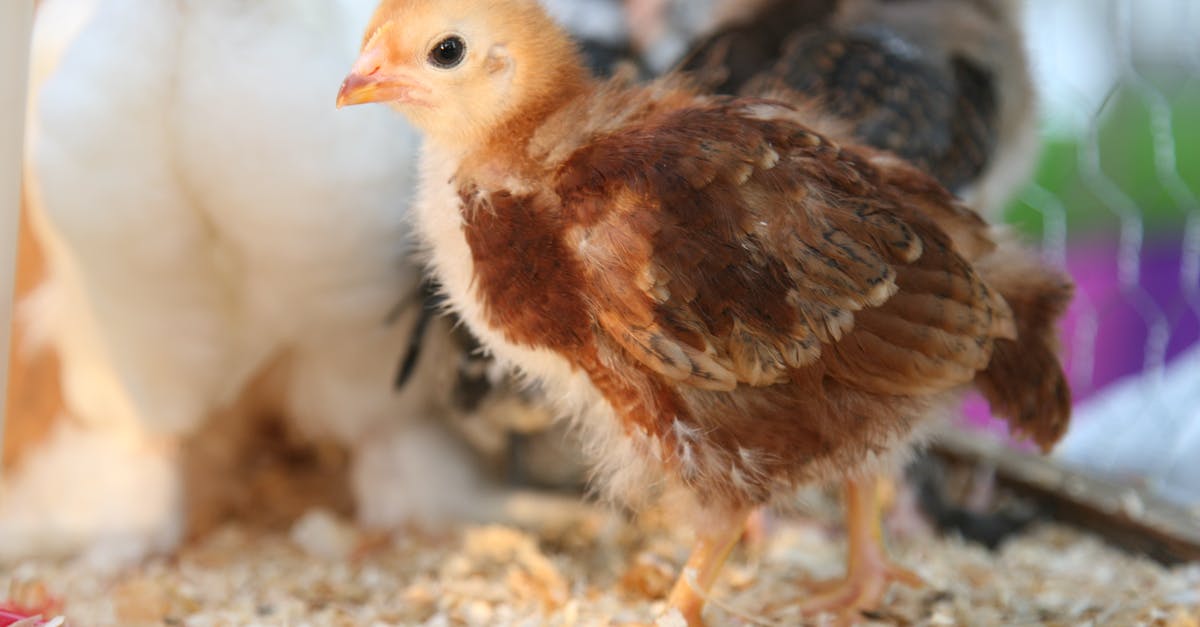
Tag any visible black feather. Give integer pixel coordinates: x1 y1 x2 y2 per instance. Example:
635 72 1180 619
393 279 443 389
675 2 1000 193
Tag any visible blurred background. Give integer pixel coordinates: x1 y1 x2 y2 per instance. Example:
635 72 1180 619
987 0 1200 509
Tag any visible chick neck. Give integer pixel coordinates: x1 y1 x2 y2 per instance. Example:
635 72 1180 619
466 32 593 170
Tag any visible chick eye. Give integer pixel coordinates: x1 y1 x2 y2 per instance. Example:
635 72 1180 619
428 36 466 69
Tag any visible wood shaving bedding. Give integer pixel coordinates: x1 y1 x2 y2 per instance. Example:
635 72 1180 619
2 496 1197 626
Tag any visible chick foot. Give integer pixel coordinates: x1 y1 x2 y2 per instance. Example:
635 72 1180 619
794 477 924 624
794 556 922 623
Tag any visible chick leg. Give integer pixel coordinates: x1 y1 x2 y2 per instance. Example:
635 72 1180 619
666 508 750 626
795 476 923 621
741 507 770 557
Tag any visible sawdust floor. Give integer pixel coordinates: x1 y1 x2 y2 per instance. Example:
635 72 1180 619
3 492 1199 626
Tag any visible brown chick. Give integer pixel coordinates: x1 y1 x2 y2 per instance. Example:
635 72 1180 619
336 1 1072 624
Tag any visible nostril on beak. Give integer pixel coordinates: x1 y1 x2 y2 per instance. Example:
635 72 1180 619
367 65 381 76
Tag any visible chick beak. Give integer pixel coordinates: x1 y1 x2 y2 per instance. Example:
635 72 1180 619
336 46 425 108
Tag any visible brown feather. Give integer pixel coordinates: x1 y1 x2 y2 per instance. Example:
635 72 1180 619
449 82 1062 504
973 244 1075 452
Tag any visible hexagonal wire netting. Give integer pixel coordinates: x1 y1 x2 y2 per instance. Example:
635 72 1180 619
1018 0 1200 508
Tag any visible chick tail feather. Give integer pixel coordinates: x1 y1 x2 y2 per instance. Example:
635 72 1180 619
974 243 1074 453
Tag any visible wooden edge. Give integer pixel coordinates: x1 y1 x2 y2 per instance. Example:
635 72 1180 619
928 427 1200 566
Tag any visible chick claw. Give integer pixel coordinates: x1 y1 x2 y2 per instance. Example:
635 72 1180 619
794 558 923 625
792 476 924 625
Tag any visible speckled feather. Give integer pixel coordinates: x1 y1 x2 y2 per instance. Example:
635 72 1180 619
678 0 1002 193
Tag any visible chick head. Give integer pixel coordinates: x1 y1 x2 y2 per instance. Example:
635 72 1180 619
338 0 584 148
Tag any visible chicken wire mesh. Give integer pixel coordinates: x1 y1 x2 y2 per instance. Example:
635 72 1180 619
1014 0 1200 508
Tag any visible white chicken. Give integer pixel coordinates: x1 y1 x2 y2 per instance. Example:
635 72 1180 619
2 0 485 568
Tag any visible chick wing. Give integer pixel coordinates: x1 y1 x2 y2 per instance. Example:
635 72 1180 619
546 101 1015 393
